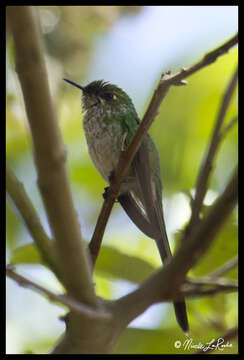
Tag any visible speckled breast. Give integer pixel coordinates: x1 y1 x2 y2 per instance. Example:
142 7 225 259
83 111 123 183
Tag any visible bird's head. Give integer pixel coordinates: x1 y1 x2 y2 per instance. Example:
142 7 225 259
63 78 135 113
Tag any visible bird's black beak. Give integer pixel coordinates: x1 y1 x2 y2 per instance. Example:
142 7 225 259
63 78 85 91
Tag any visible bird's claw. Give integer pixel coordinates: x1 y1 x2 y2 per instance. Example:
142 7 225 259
103 171 119 201
103 185 119 202
103 186 110 200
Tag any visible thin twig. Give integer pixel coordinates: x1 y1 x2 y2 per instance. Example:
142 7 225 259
186 276 238 288
183 285 237 298
6 165 61 279
220 115 238 139
89 33 238 268
194 327 238 354
182 277 238 298
6 266 111 321
188 67 238 230
207 255 238 279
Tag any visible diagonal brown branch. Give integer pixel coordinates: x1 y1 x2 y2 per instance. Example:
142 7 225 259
110 168 237 328
6 266 111 321
188 67 238 230
89 33 238 268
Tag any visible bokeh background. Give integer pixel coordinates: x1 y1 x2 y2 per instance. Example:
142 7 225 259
6 6 238 354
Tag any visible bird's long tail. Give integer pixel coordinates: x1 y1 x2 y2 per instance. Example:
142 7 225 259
119 193 189 334
153 209 189 334
140 181 189 334
119 138 189 333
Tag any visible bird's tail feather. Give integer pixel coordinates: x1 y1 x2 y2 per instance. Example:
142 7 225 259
119 193 189 334
154 204 189 334
174 301 189 334
124 140 189 333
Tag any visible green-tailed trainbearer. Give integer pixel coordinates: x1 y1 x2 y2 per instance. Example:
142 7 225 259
64 78 189 333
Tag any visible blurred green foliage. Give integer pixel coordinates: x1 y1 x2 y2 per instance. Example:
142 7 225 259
6 5 237 354
38 6 142 80
114 326 238 354
10 242 156 283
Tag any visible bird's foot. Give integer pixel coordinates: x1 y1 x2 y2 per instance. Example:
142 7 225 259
102 171 119 201
102 186 109 200
102 186 119 202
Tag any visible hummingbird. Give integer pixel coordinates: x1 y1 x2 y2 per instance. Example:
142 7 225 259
64 78 189 334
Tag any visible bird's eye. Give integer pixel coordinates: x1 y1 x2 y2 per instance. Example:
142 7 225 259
103 93 115 101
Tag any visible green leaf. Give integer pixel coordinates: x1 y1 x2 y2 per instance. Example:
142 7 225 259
95 245 156 283
6 199 22 249
10 243 42 265
10 242 156 284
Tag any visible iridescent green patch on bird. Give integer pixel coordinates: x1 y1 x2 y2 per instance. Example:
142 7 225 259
85 80 139 143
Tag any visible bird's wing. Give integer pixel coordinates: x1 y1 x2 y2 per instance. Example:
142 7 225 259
132 137 172 262
118 135 172 262
119 192 160 240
